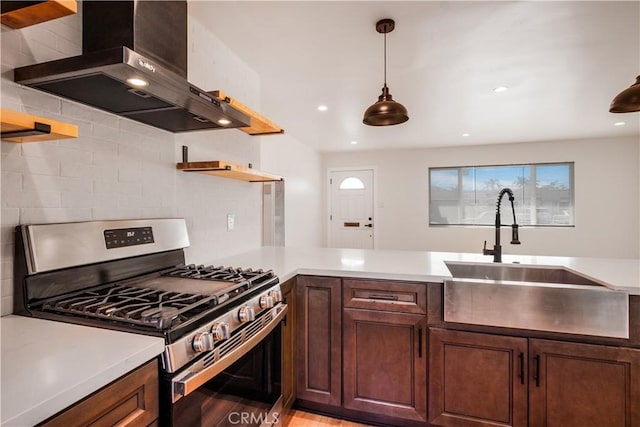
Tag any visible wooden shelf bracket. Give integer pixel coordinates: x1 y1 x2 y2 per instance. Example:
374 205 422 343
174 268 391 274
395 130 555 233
177 146 284 183
1 121 51 139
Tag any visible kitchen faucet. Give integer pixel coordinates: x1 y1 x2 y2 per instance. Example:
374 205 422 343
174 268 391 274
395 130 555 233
482 188 521 262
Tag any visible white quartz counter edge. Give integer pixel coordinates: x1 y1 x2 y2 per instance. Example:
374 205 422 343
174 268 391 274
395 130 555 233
1 316 165 427
208 247 640 294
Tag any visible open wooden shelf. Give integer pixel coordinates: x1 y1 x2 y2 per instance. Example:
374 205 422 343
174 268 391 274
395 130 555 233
1 108 78 142
1 1 77 29
209 90 284 136
176 161 284 182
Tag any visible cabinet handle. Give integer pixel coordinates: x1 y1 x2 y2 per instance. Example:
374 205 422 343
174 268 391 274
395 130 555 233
368 294 399 301
418 328 423 358
282 295 288 326
533 354 540 387
518 352 524 385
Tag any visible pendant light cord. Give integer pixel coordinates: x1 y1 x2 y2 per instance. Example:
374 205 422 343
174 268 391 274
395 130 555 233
383 31 387 86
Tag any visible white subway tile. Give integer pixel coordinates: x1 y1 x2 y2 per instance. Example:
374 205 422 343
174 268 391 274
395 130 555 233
20 207 92 224
2 155 59 176
1 172 21 192
1 278 13 297
21 143 92 163
88 138 119 154
93 179 142 195
141 206 176 218
118 144 149 162
20 90 61 114
1 296 14 317
93 150 118 166
61 191 112 209
91 123 120 140
1 259 13 280
1 142 21 158
1 209 19 245
4 190 60 208
23 174 92 193
91 207 141 221
61 101 120 128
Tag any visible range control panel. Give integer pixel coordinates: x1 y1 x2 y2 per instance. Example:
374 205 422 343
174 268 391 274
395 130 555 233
104 227 154 249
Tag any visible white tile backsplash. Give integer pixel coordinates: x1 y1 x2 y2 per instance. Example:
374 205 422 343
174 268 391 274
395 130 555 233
1 5 268 316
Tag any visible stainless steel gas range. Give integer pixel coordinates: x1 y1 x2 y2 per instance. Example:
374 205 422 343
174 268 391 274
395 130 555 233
13 218 287 427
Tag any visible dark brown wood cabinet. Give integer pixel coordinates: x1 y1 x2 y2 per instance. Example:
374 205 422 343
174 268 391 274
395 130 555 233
295 275 342 407
280 277 296 424
529 339 640 427
430 329 640 427
39 359 159 427
343 308 428 423
341 278 428 425
429 328 528 427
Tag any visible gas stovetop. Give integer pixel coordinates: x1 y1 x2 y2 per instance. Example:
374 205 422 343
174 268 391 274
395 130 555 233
31 264 278 334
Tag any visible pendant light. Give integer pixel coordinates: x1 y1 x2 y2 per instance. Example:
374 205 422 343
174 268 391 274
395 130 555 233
609 75 640 113
363 19 409 126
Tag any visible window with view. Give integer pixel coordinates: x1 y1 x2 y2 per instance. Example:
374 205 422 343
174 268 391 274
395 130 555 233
429 162 574 226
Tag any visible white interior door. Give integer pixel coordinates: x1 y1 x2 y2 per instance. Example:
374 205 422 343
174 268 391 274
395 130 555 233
329 169 374 249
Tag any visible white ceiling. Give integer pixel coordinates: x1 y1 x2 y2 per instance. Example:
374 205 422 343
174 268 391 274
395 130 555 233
190 1 640 152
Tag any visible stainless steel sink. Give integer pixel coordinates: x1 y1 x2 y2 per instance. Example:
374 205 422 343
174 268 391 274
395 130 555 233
444 261 604 286
443 261 629 339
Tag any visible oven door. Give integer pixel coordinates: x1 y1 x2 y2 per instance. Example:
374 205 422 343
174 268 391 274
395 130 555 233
164 304 287 427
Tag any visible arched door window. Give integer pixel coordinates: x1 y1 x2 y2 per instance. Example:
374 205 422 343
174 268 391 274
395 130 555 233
339 176 365 190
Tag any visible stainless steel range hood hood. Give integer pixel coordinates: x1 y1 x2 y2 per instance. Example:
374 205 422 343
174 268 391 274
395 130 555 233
13 1 250 133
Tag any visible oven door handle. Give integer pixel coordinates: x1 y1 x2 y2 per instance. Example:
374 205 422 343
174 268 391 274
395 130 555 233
171 304 288 403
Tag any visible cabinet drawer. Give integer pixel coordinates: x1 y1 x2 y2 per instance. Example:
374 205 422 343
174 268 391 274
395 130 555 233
39 359 159 427
343 279 427 314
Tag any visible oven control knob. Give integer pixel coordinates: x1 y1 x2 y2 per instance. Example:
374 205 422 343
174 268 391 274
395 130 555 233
268 289 282 303
192 332 215 352
259 295 274 309
211 322 230 341
238 306 256 323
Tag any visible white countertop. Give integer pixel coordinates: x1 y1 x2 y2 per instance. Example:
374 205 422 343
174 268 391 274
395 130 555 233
211 247 640 294
1 316 165 427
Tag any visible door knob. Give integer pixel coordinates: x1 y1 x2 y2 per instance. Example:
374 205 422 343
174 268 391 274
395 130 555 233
364 223 373 228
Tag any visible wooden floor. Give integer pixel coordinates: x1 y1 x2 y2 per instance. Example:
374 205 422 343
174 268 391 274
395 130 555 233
287 410 374 427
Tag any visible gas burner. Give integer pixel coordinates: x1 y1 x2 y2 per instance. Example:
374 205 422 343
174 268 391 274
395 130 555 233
140 306 180 328
162 264 272 287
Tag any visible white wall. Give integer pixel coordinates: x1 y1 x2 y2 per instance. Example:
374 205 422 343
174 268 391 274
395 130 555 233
0 5 273 315
323 136 640 259
260 134 323 247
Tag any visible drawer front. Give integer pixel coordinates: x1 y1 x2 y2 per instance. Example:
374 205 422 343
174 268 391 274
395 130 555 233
343 279 427 314
39 359 159 427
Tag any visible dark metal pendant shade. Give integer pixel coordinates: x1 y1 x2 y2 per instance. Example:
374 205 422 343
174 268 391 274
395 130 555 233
363 18 409 126
610 75 640 113
363 84 409 126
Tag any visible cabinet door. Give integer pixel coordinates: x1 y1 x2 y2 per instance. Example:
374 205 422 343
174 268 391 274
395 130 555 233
39 359 158 427
429 328 528 427
280 278 296 418
343 308 428 423
529 339 640 427
295 276 342 406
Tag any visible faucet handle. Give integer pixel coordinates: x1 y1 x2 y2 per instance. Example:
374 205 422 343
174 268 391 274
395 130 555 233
511 224 521 245
482 240 493 255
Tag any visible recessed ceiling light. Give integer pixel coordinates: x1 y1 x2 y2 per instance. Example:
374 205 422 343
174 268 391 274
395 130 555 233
350 140 358 145
217 119 231 125
317 105 328 112
493 86 509 93
462 133 470 137
614 121 626 126
126 77 148 87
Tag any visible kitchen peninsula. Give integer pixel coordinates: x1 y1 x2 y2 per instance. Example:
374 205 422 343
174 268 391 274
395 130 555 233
2 247 639 427
213 247 640 427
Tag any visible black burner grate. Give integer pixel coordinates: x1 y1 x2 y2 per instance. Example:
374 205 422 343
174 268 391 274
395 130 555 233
42 284 218 330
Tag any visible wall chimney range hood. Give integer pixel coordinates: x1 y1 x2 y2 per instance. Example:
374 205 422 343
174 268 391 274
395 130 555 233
13 1 250 133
